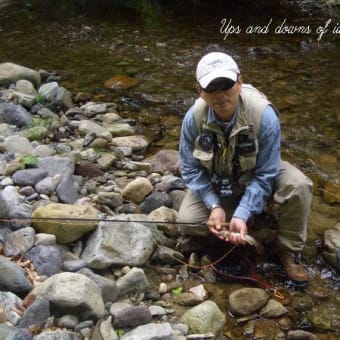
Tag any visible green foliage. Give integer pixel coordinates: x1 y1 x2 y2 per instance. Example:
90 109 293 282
115 329 125 336
171 286 183 295
22 155 38 167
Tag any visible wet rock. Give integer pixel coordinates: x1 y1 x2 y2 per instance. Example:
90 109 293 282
307 300 340 331
81 220 153 268
0 62 41 88
287 330 317 339
78 119 112 141
0 255 33 293
105 121 134 137
0 102 32 128
27 272 105 321
180 300 226 337
104 75 140 90
173 292 203 306
12 168 48 187
229 288 270 316
116 267 150 298
322 180 340 204
140 191 173 214
4 135 33 154
144 149 180 175
77 267 119 303
122 177 153 204
323 223 340 273
24 245 62 277
120 322 173 340
4 226 35 257
81 102 107 117
259 299 288 318
253 319 285 339
32 203 98 244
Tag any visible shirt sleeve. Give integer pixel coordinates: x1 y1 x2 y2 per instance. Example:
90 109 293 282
233 105 281 222
179 106 220 209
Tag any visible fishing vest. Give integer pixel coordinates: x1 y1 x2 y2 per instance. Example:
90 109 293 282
192 84 278 193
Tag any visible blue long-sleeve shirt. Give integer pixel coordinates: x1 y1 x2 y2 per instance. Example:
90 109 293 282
179 103 281 222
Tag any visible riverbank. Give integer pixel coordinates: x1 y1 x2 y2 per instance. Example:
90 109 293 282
0 62 339 339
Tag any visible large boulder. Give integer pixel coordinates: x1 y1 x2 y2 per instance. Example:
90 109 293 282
32 203 98 244
25 272 105 321
0 62 41 88
179 300 226 337
81 220 154 269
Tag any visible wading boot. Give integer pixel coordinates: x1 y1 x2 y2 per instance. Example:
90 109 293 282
280 253 309 284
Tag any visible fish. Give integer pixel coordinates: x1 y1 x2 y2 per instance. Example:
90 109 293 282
216 229 264 254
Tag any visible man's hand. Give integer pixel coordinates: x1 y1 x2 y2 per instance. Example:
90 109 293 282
207 207 226 239
228 217 248 245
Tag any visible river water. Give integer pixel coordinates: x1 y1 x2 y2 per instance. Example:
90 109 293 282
0 0 339 337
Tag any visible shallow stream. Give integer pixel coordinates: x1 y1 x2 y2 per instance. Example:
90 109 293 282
0 0 339 337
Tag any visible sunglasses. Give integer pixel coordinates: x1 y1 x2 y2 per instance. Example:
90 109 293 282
203 79 236 93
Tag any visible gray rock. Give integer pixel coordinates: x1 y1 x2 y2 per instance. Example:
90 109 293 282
95 191 123 210
35 175 61 195
140 191 173 214
4 226 35 257
0 102 32 128
28 272 105 321
16 79 37 95
24 245 62 277
56 175 79 204
144 149 180 175
287 330 317 339
57 314 79 329
37 156 75 177
77 267 119 303
259 299 288 318
112 305 152 328
12 168 48 187
19 296 50 329
90 316 118 340
0 62 41 88
0 323 32 340
120 322 174 340
116 267 150 298
33 330 81 340
63 259 87 272
229 288 270 316
4 135 33 154
0 255 33 293
323 223 340 273
180 300 226 337
81 220 154 269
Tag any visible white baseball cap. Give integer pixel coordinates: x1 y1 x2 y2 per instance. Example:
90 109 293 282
196 52 240 89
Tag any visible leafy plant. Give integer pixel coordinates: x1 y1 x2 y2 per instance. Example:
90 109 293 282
171 286 183 295
22 155 38 167
115 329 125 336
